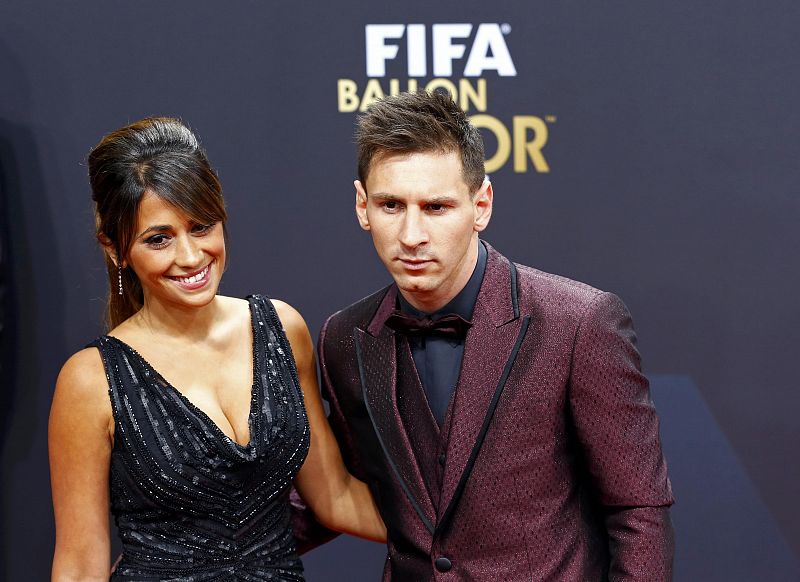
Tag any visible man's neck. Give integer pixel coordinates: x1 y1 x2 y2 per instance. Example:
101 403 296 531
399 239 486 315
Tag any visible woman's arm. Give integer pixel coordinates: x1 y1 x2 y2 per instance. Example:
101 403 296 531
274 301 387 543
49 348 115 581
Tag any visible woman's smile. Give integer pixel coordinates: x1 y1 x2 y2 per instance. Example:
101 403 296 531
166 261 213 290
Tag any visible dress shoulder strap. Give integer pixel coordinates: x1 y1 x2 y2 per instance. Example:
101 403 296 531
248 294 294 351
85 336 141 425
85 336 117 380
246 294 304 398
248 293 279 326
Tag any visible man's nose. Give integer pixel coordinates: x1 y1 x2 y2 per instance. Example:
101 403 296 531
398 210 428 248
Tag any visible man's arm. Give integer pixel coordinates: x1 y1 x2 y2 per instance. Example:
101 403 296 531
569 292 674 580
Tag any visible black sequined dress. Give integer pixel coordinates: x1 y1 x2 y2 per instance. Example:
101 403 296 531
90 295 310 581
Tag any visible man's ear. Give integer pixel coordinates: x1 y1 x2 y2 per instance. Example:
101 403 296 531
473 178 493 232
354 180 370 231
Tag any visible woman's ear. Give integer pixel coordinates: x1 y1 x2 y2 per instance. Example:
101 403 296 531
98 233 123 268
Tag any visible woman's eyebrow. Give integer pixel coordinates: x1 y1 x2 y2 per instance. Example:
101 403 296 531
137 224 172 239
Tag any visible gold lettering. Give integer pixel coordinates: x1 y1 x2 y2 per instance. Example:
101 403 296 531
469 114 511 173
338 80 553 173
359 79 386 112
513 116 549 173
337 79 359 113
458 78 487 113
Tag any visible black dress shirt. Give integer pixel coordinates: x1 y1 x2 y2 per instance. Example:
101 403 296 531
397 240 488 425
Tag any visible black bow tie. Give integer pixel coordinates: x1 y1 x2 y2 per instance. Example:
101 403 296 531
384 310 472 339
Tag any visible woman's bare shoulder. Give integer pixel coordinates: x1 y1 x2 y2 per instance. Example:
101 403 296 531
54 347 111 410
269 299 308 334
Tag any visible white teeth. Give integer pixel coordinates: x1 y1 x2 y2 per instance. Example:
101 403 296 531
176 265 209 284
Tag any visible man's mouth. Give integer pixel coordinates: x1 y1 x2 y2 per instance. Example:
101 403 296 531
398 258 433 271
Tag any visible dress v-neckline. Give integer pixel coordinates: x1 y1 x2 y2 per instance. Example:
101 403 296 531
106 297 260 450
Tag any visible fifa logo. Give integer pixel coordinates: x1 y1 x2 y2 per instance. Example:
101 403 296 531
337 23 554 174
365 24 516 78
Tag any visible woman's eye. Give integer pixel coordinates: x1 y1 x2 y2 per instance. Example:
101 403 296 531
192 222 215 234
145 234 170 247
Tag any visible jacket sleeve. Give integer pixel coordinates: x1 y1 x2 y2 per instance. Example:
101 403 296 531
569 292 675 581
316 315 368 481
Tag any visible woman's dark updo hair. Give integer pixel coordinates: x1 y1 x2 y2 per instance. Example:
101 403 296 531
88 117 227 329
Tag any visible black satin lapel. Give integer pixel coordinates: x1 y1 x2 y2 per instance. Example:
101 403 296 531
436 315 531 536
353 327 435 534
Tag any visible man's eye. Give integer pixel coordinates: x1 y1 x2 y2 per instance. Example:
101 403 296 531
426 204 446 212
383 201 400 211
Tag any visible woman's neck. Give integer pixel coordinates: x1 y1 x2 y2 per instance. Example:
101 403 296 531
131 294 224 342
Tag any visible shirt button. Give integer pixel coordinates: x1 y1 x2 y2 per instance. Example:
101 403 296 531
438 453 446 466
434 556 452 572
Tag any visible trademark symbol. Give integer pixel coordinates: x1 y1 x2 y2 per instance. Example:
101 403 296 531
545 115 557 123
501 23 511 34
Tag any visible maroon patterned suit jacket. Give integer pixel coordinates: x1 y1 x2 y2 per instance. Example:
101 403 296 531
315 242 674 581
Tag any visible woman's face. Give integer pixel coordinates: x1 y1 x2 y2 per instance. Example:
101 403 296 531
124 190 225 312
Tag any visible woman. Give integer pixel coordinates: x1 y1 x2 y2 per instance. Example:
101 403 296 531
49 117 385 581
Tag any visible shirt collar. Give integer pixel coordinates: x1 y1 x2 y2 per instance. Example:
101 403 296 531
398 240 488 320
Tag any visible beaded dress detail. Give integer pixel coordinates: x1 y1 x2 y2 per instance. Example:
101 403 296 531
90 295 310 581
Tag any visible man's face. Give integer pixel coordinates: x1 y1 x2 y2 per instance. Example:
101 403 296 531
355 150 492 313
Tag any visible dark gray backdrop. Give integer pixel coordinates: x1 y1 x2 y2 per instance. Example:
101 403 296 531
1 1 798 580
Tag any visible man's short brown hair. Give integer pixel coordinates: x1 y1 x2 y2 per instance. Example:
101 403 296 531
356 90 485 194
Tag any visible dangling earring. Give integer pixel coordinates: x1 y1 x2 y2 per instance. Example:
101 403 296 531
118 265 123 295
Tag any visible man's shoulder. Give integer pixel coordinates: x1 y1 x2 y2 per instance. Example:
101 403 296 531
511 260 610 320
515 262 604 298
484 241 606 309
322 285 392 338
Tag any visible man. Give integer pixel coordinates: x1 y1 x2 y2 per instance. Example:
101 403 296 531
317 91 674 580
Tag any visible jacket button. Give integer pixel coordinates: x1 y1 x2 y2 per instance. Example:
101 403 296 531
434 556 452 572
438 453 446 466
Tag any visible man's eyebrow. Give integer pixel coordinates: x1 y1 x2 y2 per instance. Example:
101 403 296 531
137 225 172 239
369 193 400 202
369 193 459 204
422 195 459 205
